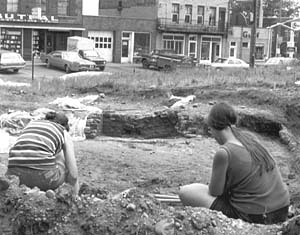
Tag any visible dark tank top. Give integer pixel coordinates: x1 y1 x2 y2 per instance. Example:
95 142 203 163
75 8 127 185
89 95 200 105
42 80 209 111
222 143 290 215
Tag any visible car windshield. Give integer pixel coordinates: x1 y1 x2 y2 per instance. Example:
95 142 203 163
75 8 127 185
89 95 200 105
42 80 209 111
1 53 22 60
214 58 227 63
63 52 81 60
83 50 99 57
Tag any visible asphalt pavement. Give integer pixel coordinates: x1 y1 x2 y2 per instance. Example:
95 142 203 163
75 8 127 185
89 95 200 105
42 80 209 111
0 58 143 83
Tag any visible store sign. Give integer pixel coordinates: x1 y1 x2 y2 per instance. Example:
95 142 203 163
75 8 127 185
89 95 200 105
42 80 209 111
0 13 59 23
291 22 300 31
242 31 260 38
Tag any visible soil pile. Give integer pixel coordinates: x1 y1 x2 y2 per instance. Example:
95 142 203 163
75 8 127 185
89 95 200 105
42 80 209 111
1 178 300 235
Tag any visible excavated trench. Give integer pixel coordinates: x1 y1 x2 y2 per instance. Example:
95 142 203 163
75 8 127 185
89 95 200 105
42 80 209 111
2 93 300 234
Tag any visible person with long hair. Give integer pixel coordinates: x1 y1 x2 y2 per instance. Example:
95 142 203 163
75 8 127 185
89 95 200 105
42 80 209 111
6 111 79 195
179 102 290 224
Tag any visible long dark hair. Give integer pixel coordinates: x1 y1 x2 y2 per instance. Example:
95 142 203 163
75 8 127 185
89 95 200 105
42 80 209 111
206 102 275 173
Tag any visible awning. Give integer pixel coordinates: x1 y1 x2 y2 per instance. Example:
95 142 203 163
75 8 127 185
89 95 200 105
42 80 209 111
0 22 85 31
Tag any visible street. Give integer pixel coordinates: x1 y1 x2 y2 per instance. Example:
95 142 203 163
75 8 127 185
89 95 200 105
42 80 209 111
0 59 143 84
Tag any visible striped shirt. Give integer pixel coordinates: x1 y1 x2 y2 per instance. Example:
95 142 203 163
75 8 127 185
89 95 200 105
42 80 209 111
8 120 65 169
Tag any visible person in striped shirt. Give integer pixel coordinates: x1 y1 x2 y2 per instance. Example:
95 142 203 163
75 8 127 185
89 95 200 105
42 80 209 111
6 111 79 195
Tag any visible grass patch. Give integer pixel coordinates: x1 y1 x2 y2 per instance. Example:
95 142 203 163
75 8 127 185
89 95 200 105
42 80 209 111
18 66 300 97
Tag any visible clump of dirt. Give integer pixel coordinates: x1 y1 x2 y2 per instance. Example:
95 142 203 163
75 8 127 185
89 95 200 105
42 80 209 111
2 178 300 235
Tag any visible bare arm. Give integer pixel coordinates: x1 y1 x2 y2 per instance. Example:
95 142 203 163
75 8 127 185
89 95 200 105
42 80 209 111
209 148 229 197
63 130 79 194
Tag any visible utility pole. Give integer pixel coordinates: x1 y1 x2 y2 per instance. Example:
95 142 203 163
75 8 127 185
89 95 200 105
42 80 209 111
249 0 257 68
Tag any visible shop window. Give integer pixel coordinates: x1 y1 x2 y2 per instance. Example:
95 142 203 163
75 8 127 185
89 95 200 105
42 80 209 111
197 6 204 24
209 7 216 26
134 32 150 57
172 3 179 23
185 5 192 24
7 0 18 13
1 28 22 54
57 0 69 16
163 34 184 54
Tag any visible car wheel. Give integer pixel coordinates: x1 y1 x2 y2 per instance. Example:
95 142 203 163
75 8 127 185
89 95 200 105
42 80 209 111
99 67 105 71
46 60 51 68
142 60 149 69
13 69 19 73
65 65 71 73
164 65 172 72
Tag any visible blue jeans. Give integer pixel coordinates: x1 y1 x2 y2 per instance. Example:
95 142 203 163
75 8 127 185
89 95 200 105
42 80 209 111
6 163 66 191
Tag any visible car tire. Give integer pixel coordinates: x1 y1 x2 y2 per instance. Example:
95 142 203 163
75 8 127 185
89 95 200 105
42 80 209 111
99 67 105 71
142 60 149 69
46 60 51 68
65 65 71 73
164 65 172 72
13 69 19 73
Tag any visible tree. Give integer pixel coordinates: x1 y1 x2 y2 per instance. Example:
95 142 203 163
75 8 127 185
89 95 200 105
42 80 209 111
263 0 300 18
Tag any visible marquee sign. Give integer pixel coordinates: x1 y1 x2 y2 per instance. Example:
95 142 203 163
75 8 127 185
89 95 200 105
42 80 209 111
0 13 59 23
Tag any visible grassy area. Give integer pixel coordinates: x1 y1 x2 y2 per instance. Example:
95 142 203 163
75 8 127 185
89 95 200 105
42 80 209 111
33 66 300 95
1 66 300 106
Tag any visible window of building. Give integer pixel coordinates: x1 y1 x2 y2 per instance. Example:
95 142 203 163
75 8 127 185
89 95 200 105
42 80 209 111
209 7 216 26
242 42 249 48
230 41 236 57
57 0 69 16
185 5 192 24
89 36 112 49
172 3 179 23
41 0 47 14
197 6 204 24
163 34 184 54
134 32 150 56
7 0 18 13
255 45 264 60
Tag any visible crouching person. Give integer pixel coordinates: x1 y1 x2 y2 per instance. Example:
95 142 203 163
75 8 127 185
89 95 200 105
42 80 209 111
179 102 290 224
6 112 79 195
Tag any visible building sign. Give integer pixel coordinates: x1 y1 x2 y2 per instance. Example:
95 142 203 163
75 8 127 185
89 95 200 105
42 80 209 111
291 21 300 31
0 13 58 23
242 31 260 38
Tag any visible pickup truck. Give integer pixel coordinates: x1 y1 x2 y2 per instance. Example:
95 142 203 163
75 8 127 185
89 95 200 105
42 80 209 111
141 49 196 71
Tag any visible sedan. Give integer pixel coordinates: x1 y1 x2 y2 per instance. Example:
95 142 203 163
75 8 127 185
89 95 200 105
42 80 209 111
210 57 249 70
264 57 300 67
45 51 96 73
0 50 26 73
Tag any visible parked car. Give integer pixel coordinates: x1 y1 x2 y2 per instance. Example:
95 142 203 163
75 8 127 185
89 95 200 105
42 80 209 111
78 49 106 71
0 50 26 73
263 57 300 68
209 57 249 70
44 50 96 73
141 49 196 71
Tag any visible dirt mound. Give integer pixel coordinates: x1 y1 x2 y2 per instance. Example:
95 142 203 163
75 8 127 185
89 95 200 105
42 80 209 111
1 178 300 235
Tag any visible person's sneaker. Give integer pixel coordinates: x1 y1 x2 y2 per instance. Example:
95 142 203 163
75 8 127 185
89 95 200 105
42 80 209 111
0 177 9 191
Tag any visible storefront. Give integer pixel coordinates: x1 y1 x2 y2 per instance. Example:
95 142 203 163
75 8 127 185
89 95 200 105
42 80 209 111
0 13 84 60
226 26 270 63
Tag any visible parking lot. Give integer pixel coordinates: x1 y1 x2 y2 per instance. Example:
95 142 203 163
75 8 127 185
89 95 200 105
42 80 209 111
0 58 143 83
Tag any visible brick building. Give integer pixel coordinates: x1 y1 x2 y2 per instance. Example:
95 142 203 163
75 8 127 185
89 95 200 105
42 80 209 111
82 0 157 63
82 0 229 63
0 0 84 60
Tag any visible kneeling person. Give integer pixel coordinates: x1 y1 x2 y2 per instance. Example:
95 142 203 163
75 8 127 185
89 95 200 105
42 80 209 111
6 112 79 195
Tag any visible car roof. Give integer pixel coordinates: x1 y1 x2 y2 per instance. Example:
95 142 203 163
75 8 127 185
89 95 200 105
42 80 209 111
0 49 19 54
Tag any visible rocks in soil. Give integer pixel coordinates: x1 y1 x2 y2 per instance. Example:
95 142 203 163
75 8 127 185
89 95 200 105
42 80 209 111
1 176 300 235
